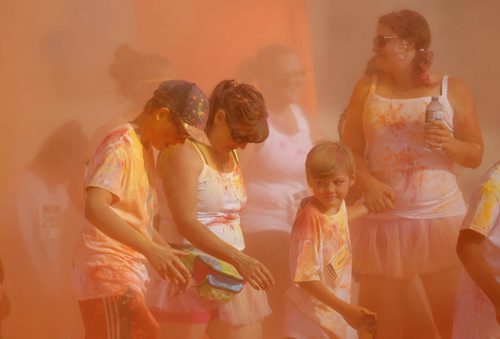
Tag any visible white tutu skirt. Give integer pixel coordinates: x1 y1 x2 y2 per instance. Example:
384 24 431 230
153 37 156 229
350 214 464 278
147 272 271 326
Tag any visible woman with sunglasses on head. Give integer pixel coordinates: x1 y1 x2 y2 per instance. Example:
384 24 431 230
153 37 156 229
342 9 483 339
148 80 274 339
73 80 208 339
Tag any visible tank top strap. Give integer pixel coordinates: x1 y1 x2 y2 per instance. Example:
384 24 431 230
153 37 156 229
231 149 239 166
191 140 239 171
190 140 209 165
290 104 308 133
368 75 378 96
441 75 449 96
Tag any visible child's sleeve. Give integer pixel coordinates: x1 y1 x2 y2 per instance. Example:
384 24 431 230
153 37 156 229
289 211 322 282
462 170 500 236
86 142 127 201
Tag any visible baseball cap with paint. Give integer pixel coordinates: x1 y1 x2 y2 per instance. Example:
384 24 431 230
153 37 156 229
153 80 210 145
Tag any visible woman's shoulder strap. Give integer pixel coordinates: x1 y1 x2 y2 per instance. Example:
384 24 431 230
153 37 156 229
231 149 239 166
441 75 449 96
368 75 378 96
190 140 209 165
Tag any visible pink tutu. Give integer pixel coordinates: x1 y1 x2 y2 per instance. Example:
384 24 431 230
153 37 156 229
350 214 464 278
147 273 271 326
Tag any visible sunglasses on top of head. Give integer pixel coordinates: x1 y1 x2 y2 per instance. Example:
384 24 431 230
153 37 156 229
373 35 398 48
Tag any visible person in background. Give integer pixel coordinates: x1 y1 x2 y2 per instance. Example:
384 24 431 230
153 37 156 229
73 80 209 338
90 44 174 154
148 80 274 339
238 45 318 338
0 258 10 339
0 120 88 338
342 9 483 339
453 161 500 339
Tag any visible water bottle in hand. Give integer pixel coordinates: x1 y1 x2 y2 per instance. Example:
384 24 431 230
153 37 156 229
425 96 444 150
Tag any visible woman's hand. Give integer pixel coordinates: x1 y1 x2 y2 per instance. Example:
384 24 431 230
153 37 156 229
144 242 191 290
341 303 378 334
232 251 275 290
362 177 395 213
424 121 455 150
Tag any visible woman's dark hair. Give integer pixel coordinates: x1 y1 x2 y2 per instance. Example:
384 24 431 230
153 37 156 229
207 80 269 143
379 10 434 83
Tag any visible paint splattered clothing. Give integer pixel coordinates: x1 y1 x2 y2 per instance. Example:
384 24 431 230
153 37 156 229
241 104 313 233
156 140 246 250
453 161 500 339
74 123 157 299
149 141 270 324
351 75 466 278
285 198 352 338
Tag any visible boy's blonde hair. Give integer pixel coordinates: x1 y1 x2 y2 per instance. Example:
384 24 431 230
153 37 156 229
305 141 355 178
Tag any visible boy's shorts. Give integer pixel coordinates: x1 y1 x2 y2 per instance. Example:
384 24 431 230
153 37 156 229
283 299 334 339
79 289 159 339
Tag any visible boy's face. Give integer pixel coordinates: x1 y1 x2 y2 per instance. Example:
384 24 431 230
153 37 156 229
308 171 354 213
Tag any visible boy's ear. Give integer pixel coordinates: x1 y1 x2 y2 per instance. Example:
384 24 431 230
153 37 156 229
350 173 356 187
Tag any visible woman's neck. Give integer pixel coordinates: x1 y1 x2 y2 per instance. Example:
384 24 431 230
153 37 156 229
387 70 419 90
205 131 232 170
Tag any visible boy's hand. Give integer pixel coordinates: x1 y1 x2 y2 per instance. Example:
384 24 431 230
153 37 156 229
341 304 377 333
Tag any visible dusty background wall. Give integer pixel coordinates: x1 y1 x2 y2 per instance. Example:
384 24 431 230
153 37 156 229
0 0 498 198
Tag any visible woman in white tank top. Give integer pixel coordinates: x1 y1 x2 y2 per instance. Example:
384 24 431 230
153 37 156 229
148 80 275 339
342 10 483 339
237 45 318 339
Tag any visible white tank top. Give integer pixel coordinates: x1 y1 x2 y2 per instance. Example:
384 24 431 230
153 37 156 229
241 104 313 233
362 75 466 219
157 141 247 250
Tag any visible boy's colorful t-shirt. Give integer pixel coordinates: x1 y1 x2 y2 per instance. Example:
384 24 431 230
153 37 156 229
286 197 352 338
461 161 500 279
452 161 500 339
74 124 157 300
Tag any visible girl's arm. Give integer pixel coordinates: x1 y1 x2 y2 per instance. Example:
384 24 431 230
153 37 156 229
342 77 395 213
347 203 369 222
424 77 483 168
158 144 275 290
85 187 190 286
298 280 377 332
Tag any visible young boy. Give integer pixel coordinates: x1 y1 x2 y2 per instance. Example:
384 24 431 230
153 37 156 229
453 161 500 339
284 141 377 339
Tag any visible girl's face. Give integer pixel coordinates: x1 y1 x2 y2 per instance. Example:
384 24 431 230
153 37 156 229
372 24 415 73
308 171 354 214
149 109 189 150
220 112 251 152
